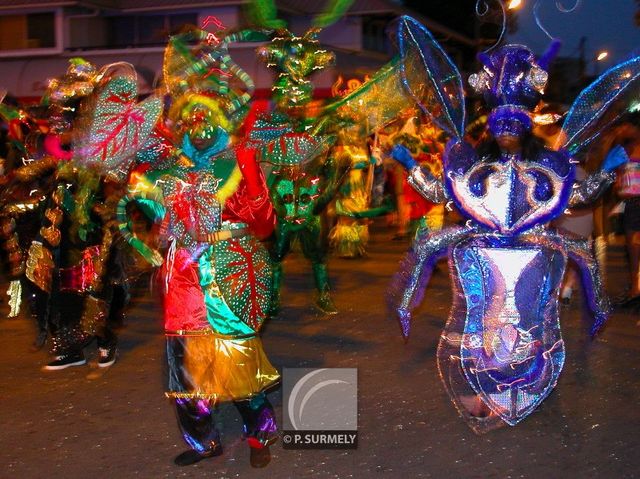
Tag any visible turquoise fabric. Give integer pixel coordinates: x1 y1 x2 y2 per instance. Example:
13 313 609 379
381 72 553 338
198 246 255 336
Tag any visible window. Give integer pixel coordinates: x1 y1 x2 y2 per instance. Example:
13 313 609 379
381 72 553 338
362 15 394 54
107 13 198 48
138 15 165 46
0 12 55 51
110 16 136 48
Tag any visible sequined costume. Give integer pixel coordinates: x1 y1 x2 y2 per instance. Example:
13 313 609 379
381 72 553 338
23 59 162 368
250 28 343 315
0 103 57 338
329 141 374 258
122 27 279 466
34 168 118 359
157 142 278 428
385 16 636 432
266 147 346 315
135 135 279 462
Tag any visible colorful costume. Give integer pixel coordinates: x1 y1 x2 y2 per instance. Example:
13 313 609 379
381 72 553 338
265 150 346 314
250 26 343 315
386 16 636 432
0 102 57 337
392 126 445 238
24 59 161 369
329 140 374 258
123 27 279 467
155 141 279 458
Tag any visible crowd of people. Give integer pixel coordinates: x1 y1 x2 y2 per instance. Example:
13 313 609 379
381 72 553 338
0 8 639 470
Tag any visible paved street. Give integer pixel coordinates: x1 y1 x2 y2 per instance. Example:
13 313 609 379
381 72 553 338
1 223 639 479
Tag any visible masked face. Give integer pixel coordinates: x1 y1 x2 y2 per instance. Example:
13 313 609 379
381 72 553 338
495 134 522 154
487 106 532 147
181 104 229 151
189 124 219 150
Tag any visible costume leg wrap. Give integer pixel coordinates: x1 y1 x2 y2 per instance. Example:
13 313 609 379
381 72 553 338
565 235 611 335
174 398 222 453
312 262 331 294
234 393 278 446
387 225 473 338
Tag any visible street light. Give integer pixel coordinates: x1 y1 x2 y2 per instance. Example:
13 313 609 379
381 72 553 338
508 0 523 10
594 50 609 75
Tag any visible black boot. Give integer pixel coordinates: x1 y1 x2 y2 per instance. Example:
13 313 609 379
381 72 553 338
174 443 223 466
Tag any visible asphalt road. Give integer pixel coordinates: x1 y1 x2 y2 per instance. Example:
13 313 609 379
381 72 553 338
1 224 639 479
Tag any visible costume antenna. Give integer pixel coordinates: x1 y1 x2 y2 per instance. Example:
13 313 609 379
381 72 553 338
534 0 581 40
475 0 506 53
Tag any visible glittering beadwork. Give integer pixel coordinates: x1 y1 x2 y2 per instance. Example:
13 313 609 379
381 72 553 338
387 15 640 431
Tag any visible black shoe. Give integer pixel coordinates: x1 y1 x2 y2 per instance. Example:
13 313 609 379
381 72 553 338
43 352 86 371
249 445 271 468
98 347 117 368
174 444 223 466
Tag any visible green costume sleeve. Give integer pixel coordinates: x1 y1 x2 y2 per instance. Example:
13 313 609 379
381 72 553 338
0 104 20 122
312 156 349 215
349 197 395 218
269 176 288 219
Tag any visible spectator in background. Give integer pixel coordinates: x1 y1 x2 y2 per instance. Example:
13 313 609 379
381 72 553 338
608 113 640 307
552 165 595 303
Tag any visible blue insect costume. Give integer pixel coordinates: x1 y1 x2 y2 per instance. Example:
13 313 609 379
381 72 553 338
386 16 638 432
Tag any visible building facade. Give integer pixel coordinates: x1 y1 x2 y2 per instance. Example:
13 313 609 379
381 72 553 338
0 0 473 101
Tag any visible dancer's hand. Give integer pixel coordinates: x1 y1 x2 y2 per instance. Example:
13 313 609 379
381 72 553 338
602 144 629 172
391 144 417 170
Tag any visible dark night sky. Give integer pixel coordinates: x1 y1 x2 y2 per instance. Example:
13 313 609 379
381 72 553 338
403 0 640 70
507 0 640 71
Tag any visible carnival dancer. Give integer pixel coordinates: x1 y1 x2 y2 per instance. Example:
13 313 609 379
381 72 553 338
24 59 161 370
248 17 348 315
386 15 634 432
391 123 446 240
329 134 374 258
0 99 57 346
122 27 279 467
264 139 347 314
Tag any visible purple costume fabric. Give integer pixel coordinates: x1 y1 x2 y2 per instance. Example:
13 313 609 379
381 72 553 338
385 15 633 431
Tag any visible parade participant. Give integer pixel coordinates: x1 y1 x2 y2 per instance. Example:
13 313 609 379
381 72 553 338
386 14 634 432
122 27 279 468
265 146 347 314
38 167 118 369
0 101 57 343
24 59 161 370
607 114 640 308
247 10 348 315
329 136 374 258
392 123 446 239
329 130 395 257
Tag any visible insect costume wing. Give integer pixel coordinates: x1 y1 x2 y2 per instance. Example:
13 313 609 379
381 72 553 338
395 15 465 139
557 56 640 156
